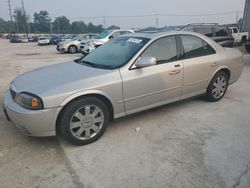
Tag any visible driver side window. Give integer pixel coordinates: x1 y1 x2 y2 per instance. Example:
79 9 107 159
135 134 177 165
141 36 178 64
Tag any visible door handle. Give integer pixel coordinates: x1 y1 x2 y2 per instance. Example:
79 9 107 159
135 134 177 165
210 62 219 67
169 69 181 75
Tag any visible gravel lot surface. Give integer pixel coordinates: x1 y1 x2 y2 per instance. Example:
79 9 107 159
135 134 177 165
0 39 250 188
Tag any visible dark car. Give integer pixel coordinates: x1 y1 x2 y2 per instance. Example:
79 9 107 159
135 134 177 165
179 24 234 48
246 39 250 53
9 35 21 43
50 35 62 45
28 35 38 42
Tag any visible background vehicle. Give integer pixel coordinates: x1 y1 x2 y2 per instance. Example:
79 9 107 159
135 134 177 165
50 35 62 45
3 32 243 146
179 24 234 47
246 39 250 52
80 29 134 55
20 36 29 43
57 33 97 54
229 27 249 43
9 35 21 43
38 37 51 46
61 34 75 42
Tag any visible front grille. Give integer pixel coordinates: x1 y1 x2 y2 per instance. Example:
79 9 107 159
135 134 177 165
10 88 16 100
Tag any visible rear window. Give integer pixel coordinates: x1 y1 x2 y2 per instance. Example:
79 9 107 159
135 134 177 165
180 35 216 59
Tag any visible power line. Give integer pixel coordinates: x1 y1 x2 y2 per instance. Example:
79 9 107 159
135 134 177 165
70 11 243 20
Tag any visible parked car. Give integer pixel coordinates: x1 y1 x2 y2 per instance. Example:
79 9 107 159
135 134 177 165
57 33 97 54
245 39 250 53
229 27 249 44
20 36 29 43
179 24 234 48
80 29 134 55
38 37 51 46
9 35 21 43
61 35 75 42
3 31 243 146
28 35 38 42
50 35 62 45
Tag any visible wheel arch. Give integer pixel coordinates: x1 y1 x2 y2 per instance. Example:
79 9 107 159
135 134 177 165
68 44 78 52
55 91 114 135
208 66 231 85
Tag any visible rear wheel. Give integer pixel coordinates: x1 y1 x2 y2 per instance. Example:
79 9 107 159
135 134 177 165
59 97 110 146
246 43 250 53
68 45 77 54
205 71 228 102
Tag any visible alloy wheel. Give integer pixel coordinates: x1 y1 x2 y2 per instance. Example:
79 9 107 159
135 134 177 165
70 105 104 140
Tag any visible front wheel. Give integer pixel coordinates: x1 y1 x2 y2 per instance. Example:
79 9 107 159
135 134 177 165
59 97 110 146
246 43 250 53
68 45 77 54
205 71 228 102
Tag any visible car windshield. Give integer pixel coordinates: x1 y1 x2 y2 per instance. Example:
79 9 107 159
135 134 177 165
78 37 149 69
71 35 82 40
96 31 112 39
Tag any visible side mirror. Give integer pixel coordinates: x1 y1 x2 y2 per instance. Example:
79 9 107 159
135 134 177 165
135 56 156 68
108 35 114 39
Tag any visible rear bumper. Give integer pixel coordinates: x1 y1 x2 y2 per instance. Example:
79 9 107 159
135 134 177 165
3 90 61 137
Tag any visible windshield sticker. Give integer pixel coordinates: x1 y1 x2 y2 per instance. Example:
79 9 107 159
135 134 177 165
127 38 142 44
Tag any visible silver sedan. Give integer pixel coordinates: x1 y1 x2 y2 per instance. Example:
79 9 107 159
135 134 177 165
3 31 243 145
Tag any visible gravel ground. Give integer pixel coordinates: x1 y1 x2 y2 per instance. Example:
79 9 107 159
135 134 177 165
0 39 250 188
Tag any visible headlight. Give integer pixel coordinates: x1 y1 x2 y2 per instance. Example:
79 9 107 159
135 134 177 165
87 41 95 46
15 92 44 110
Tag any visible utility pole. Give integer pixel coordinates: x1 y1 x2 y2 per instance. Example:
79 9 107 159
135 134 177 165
21 0 29 36
7 0 15 33
50 22 52 34
236 10 239 24
57 20 60 34
103 16 106 29
155 14 159 31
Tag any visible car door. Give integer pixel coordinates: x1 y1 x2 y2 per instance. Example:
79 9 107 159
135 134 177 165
120 36 183 114
179 34 221 98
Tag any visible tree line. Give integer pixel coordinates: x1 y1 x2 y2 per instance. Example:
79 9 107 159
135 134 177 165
0 8 120 34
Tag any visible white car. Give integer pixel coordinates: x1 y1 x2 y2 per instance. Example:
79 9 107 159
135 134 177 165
229 27 249 43
80 29 134 55
38 37 51 46
57 34 97 54
20 36 29 43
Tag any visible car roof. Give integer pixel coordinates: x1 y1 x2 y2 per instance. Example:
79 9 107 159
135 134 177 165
120 31 207 40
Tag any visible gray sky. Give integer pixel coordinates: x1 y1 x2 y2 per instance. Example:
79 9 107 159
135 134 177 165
0 0 246 28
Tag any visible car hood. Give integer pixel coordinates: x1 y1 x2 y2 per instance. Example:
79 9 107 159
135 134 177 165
89 38 107 45
13 61 114 95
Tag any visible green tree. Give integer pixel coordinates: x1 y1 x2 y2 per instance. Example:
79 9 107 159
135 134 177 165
53 16 71 34
107 25 120 30
0 18 12 33
33 11 51 33
71 21 88 34
13 7 29 33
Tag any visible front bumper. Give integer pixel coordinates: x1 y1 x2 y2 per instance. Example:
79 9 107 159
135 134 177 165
57 45 67 52
3 90 61 137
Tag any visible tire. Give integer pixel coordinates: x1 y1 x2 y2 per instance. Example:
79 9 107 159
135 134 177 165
68 45 77 54
58 97 110 146
246 44 250 53
205 71 228 102
241 36 247 44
